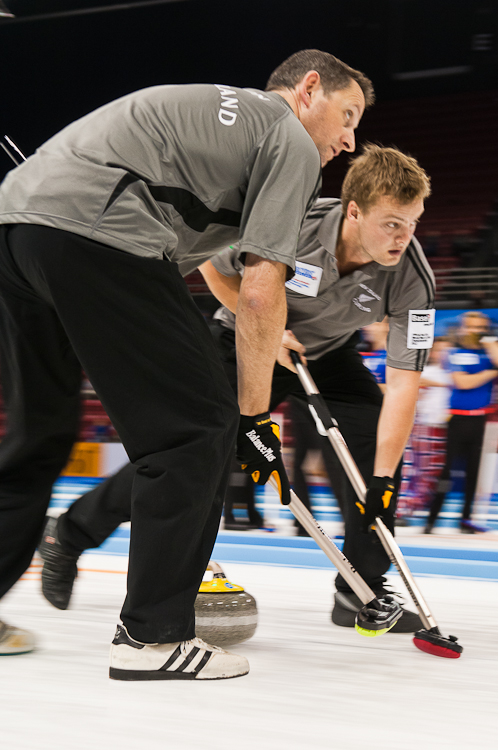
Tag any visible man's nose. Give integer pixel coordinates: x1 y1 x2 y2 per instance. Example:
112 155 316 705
397 226 413 245
341 129 355 153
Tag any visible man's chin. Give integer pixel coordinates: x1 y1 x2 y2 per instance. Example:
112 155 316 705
381 252 403 266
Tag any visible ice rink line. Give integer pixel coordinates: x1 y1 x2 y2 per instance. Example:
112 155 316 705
85 527 498 580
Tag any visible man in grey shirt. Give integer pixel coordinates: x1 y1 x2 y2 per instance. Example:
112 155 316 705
202 143 435 630
0 50 373 679
41 145 434 635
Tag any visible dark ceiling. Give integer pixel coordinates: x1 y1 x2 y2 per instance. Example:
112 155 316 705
1 0 497 180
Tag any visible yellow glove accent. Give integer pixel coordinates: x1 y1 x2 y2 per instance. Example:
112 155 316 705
251 470 260 483
241 464 247 470
271 423 280 440
355 501 365 515
270 470 282 500
382 489 393 509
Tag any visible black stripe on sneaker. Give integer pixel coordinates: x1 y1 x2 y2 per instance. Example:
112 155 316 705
193 650 212 674
160 645 183 671
175 646 200 672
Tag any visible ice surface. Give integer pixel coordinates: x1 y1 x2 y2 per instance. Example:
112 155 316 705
1 557 497 750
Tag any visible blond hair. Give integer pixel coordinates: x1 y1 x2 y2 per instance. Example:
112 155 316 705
461 311 490 324
341 143 431 214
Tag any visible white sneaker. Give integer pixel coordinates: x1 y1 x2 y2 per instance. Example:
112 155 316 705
0 621 36 655
109 624 249 681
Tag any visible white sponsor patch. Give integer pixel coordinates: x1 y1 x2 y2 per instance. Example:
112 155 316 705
407 309 435 349
449 352 480 366
286 262 323 297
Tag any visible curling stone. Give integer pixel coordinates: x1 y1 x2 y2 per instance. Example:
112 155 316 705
194 561 258 647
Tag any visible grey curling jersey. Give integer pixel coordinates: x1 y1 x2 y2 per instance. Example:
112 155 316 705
0 85 321 275
212 198 436 371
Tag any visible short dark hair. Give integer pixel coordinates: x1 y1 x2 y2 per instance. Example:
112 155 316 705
265 49 374 108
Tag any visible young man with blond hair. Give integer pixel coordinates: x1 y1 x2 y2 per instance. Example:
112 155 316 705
41 144 435 634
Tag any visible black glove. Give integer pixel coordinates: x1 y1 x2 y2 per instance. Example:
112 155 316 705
236 412 291 505
356 476 396 533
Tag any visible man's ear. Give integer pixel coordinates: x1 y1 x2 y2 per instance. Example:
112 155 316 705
347 200 361 222
298 70 321 107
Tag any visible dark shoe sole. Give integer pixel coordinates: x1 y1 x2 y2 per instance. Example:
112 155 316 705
109 667 247 681
331 606 356 628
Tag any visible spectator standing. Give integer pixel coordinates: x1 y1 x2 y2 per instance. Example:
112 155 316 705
425 313 498 534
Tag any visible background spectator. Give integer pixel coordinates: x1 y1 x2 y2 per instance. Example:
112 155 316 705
425 312 498 534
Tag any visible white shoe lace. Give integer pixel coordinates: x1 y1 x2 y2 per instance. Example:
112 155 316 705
181 637 225 655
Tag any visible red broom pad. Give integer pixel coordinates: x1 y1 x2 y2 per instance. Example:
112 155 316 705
413 633 462 658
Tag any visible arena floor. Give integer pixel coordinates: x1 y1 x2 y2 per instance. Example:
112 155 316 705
1 557 497 750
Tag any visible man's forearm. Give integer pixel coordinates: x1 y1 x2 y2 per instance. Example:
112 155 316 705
452 370 497 389
374 368 421 477
236 255 288 415
198 259 241 313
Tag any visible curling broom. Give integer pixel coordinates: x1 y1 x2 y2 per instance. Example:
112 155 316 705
289 350 463 659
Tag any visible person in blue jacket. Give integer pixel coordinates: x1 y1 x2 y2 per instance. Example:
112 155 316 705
425 311 498 533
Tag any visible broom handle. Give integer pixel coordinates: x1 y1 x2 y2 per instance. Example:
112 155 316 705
268 476 377 606
1 135 27 166
290 351 438 631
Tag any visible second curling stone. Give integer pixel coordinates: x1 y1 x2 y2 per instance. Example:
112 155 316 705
195 561 258 647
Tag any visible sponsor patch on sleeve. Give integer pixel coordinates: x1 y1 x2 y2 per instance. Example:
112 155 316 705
407 309 435 349
285 262 323 297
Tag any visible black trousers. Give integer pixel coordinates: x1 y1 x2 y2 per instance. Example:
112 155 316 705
427 414 486 524
0 225 238 643
58 321 395 593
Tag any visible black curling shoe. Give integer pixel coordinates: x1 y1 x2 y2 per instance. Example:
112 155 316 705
38 516 79 610
332 585 423 633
